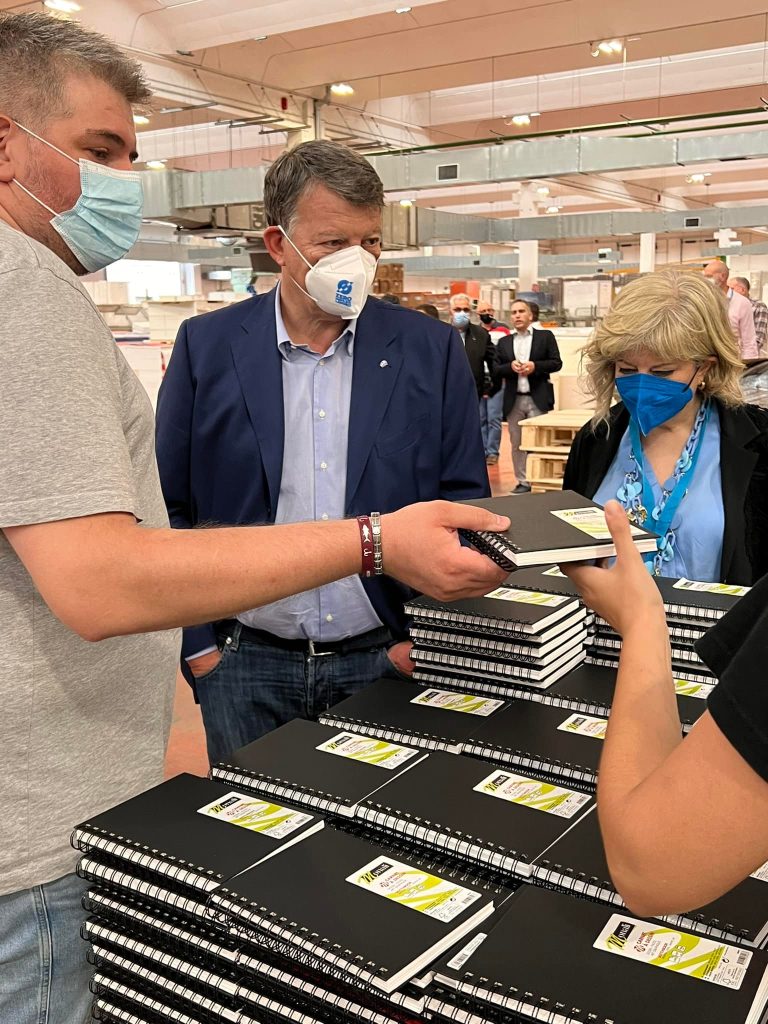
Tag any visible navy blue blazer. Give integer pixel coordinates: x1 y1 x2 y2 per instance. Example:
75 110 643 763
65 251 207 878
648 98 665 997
155 289 490 661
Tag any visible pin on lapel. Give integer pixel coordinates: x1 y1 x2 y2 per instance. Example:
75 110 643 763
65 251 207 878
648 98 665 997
379 359 389 368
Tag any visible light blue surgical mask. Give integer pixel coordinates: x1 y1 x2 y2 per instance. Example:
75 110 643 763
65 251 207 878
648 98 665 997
452 310 471 329
12 121 144 272
615 370 697 435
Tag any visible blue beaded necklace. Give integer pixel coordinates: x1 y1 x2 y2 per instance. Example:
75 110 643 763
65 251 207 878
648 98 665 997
617 398 711 576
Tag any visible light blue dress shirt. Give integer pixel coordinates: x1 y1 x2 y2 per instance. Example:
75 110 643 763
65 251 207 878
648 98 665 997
237 286 382 640
593 412 724 582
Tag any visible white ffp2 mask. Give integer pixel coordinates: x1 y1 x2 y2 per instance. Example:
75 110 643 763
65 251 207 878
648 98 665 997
279 225 377 319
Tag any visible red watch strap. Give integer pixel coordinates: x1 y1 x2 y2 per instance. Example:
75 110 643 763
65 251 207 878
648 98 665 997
357 515 375 577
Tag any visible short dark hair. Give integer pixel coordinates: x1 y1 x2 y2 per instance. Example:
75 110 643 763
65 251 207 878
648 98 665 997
733 277 751 295
416 304 440 319
0 12 150 128
380 293 400 305
528 301 540 321
511 299 533 313
264 140 385 229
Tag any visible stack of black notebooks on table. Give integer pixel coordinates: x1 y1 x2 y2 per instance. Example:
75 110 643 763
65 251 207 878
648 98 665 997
586 574 747 690
405 584 588 694
530 808 768 948
426 884 768 1024
74 773 512 1024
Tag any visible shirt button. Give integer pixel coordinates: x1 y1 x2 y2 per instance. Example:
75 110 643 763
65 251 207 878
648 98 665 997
320 461 328 470
318 359 325 366
321 513 329 521
326 613 334 623
318 409 326 419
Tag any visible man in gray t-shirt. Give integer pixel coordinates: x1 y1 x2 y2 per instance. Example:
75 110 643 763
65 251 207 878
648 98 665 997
0 16 507 1023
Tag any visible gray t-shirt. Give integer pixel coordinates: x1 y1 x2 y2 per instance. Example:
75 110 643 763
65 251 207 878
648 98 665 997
0 221 180 895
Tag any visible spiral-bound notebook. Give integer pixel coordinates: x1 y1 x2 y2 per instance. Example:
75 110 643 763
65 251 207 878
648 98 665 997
461 699 604 790
405 592 585 641
207 825 496 994
533 811 768 948
209 718 427 818
589 629 706 667
585 650 716 686
457 490 658 570
318 677 509 754
410 644 586 689
77 856 219 924
91 984 208 1024
351 749 594 879
71 773 323 897
409 648 587 698
430 885 768 1024
654 576 748 624
409 619 587 666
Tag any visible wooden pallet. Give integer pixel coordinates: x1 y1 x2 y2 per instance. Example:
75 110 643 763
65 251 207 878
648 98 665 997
519 409 592 454
525 453 568 493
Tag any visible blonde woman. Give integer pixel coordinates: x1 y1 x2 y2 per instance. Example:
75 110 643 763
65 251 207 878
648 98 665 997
563 269 768 584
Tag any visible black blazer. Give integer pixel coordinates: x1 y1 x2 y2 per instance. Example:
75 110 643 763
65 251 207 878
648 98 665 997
493 329 562 416
461 323 500 399
563 401 768 586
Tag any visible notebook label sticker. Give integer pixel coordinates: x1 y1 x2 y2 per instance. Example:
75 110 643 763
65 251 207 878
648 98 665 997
673 678 714 700
550 507 646 539
410 689 505 716
347 856 482 923
541 566 567 577
446 932 488 971
315 732 420 770
673 578 750 597
197 793 313 839
557 713 608 740
750 860 768 882
483 587 568 607
594 915 751 990
473 771 592 818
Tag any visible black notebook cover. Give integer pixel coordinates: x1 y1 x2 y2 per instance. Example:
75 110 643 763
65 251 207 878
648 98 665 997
507 564 585 598
355 750 594 878
405 591 582 635
462 700 604 787
208 826 496 993
318 677 509 753
433 885 768 1024
533 811 768 948
210 718 426 816
654 575 747 621
71 773 322 891
457 490 658 569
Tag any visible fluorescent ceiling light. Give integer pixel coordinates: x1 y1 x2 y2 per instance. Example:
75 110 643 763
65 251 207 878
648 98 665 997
546 205 560 214
395 5 412 11
254 35 268 41
399 198 414 207
44 0 81 10
686 172 711 184
330 82 355 96
591 38 624 57
145 160 167 170
510 114 531 126
133 114 151 126
536 185 550 195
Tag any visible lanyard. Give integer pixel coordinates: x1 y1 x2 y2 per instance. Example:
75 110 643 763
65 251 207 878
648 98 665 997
628 400 711 568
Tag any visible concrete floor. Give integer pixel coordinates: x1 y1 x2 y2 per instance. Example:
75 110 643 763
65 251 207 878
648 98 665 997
163 437 517 778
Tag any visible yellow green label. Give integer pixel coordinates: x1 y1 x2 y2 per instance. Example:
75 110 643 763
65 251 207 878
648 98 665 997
473 770 592 818
484 587 567 607
410 689 504 716
197 793 313 838
557 712 607 739
347 856 482 923
673 578 750 597
316 732 419 770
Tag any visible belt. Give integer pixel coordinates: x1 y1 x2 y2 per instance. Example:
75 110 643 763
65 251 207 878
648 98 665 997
219 621 392 658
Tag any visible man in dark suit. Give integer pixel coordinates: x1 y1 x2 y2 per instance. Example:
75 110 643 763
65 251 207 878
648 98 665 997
493 299 562 493
449 293 500 467
156 140 490 763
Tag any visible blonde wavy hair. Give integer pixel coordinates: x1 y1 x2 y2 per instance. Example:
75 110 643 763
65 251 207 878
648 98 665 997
583 269 745 426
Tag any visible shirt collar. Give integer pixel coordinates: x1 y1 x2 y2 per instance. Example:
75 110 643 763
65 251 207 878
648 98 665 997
515 325 533 338
274 282 357 359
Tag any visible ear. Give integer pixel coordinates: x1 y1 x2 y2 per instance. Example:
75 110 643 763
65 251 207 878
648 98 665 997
0 115 16 182
263 225 287 267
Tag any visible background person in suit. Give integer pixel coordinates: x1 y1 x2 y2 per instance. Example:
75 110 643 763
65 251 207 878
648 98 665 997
449 293 501 464
156 141 491 764
476 301 510 465
493 299 562 493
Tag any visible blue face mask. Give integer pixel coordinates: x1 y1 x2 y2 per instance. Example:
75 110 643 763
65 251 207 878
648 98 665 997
12 122 144 273
615 371 697 435
452 311 471 329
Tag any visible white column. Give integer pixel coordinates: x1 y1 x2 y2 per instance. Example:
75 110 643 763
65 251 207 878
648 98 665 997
517 183 539 291
639 232 656 273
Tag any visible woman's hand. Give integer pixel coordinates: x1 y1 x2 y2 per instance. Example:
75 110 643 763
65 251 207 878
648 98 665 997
561 500 664 636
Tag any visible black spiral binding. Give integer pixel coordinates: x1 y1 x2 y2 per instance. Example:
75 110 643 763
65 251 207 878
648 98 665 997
91 992 202 1024
584 651 715 686
410 669 541 707
456 529 518 572
410 629 544 667
208 765 352 818
589 631 705 666
70 823 222 895
459 740 598 794
411 648 585 686
90 972 218 1024
77 855 213 924
427 979 594 1024
405 600 545 642
316 710 468 753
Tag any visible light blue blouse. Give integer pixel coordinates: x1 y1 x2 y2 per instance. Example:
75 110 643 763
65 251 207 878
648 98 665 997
593 411 724 582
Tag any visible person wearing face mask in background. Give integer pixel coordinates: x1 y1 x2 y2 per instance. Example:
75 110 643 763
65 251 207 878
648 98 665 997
449 293 501 464
156 141 492 763
564 270 768 583
476 301 510 466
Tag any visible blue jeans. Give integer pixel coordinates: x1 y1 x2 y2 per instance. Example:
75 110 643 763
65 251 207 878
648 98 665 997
196 622 407 764
0 872 92 1024
479 390 504 457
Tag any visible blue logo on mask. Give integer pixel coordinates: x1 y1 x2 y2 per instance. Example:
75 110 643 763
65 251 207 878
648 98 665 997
336 278 353 307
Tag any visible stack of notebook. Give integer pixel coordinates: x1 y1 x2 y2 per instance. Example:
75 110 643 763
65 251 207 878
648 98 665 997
531 809 768 949
585 575 747 688
405 585 588 692
74 773 507 1023
426 885 768 1024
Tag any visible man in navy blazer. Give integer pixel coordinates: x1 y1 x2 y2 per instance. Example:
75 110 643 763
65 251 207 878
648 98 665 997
156 140 490 763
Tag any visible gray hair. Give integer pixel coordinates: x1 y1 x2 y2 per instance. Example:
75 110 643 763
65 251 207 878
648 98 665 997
264 140 384 229
732 276 751 294
0 12 150 128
